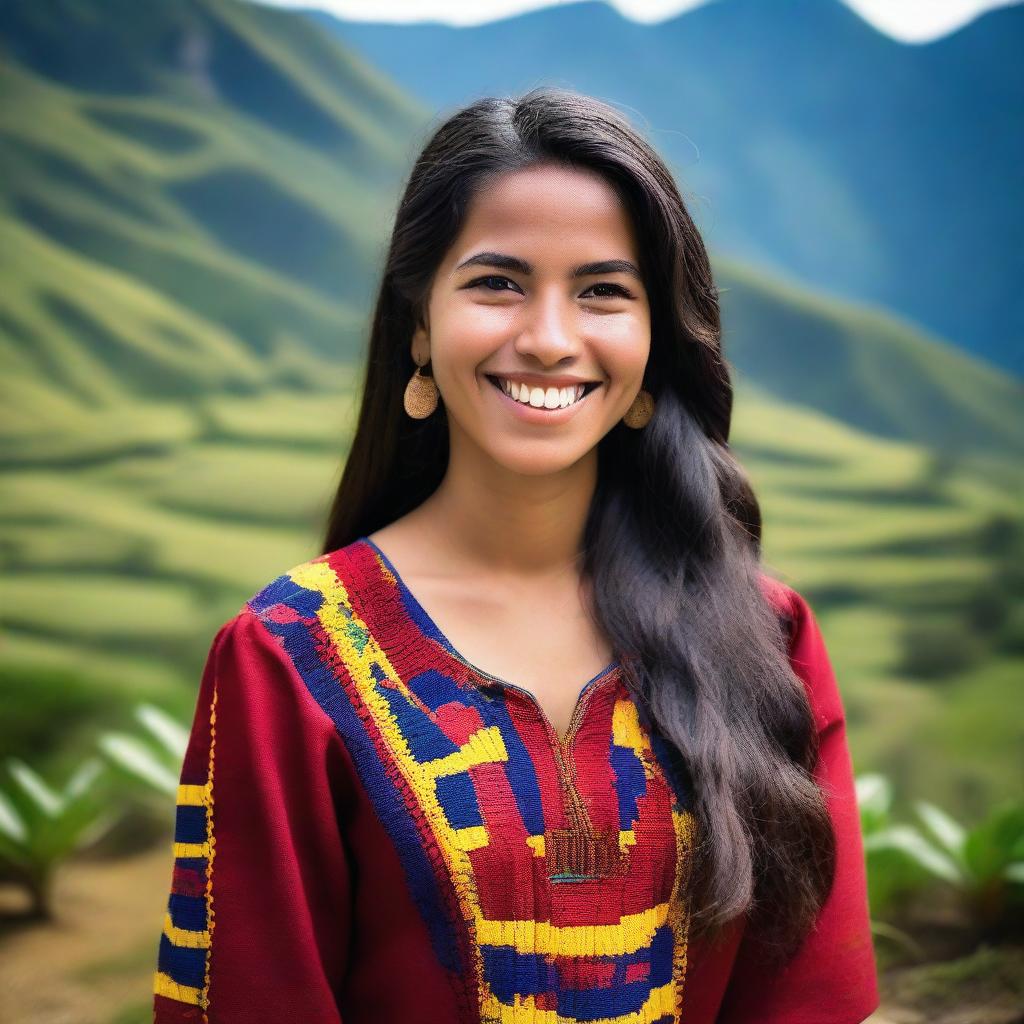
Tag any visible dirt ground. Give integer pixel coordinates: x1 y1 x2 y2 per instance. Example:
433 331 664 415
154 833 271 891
0 844 171 1024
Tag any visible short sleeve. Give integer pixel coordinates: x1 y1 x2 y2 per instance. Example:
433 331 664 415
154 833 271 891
716 586 880 1023
152 609 354 1022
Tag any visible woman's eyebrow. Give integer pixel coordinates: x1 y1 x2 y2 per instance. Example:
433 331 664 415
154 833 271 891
454 251 642 283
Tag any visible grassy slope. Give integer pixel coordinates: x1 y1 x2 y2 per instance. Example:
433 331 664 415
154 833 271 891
718 256 1024 459
735 386 1024 813
0 0 425 399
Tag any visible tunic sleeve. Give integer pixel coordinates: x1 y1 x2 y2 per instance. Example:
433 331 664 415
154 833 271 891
715 586 880 1024
152 608 354 1022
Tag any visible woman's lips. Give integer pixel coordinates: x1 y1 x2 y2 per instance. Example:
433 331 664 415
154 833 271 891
483 374 602 424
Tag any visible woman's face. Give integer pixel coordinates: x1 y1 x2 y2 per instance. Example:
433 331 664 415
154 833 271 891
413 162 652 478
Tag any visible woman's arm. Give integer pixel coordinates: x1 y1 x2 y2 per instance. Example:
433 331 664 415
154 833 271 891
152 609 355 1022
716 585 880 1023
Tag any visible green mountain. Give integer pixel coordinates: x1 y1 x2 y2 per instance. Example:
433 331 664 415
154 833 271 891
0 0 424 411
312 0 1024 375
718 258 1024 462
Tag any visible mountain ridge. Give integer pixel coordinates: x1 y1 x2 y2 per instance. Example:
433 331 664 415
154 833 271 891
305 0 1023 375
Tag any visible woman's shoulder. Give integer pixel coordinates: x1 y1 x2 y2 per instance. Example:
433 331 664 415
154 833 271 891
234 538 375 622
198 540 382 736
759 570 844 730
200 540 377 664
758 570 832 640
757 569 804 630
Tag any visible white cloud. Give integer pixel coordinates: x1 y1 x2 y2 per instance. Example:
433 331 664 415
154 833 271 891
250 0 1021 41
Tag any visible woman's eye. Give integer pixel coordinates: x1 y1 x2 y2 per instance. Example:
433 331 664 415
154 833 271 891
588 283 634 299
468 276 633 299
471 275 518 293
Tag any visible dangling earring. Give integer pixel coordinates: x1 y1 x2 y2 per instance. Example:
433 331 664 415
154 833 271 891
622 387 654 429
403 359 440 419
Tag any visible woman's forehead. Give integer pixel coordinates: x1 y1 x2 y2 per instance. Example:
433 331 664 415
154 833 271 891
448 172 640 269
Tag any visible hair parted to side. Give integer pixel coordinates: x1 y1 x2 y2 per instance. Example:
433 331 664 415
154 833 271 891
321 86 836 967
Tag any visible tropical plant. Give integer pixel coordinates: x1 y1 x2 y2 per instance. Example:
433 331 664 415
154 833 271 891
910 797 1024 940
857 772 933 959
859 773 935 915
0 756 118 919
858 772 1024 945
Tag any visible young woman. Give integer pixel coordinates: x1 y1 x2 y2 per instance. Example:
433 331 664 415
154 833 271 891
152 88 879 1023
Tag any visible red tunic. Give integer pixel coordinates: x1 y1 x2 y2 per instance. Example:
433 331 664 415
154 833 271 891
152 536 879 1022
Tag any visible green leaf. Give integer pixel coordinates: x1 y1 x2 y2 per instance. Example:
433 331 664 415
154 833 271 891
855 773 892 816
913 800 966 861
865 825 965 884
6 759 63 817
97 733 179 796
857 773 893 838
0 788 28 843
64 758 105 801
0 831 34 868
964 802 1024 882
136 704 189 760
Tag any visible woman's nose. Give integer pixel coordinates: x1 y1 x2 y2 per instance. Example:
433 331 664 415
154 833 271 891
513 295 583 362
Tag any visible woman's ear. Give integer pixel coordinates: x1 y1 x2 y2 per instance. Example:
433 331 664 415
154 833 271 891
410 339 429 367
411 305 430 363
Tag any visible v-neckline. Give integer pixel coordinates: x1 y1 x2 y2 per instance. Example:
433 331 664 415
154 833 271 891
356 535 621 746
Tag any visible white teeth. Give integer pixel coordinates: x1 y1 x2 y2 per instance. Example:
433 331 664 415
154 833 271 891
498 377 587 409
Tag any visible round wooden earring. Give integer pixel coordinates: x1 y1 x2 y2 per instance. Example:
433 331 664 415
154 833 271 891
622 388 654 428
403 364 440 419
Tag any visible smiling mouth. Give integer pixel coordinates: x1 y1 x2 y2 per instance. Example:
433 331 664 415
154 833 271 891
484 374 603 410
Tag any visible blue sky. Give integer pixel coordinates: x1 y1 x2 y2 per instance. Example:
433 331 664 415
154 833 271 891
252 0 1020 42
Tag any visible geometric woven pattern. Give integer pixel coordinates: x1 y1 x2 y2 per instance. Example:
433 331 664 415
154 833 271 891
250 539 699 1022
152 688 218 1016
153 536 700 1022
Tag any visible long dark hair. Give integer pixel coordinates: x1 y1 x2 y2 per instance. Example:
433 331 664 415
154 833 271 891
321 87 835 967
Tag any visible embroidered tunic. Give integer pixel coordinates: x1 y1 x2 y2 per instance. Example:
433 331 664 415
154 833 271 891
152 536 879 1023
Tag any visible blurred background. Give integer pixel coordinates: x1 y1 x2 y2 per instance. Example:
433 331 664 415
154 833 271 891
0 0 1021 1020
